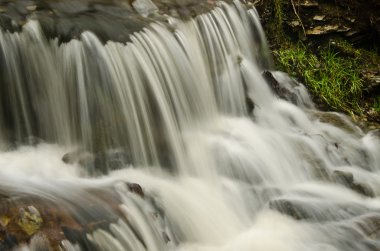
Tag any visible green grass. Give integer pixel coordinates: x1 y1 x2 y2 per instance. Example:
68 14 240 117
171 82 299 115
274 43 363 113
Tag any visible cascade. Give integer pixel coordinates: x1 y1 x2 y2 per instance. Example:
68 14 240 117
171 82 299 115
0 0 379 250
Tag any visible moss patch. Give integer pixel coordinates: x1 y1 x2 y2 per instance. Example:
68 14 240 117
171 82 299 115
374 96 380 113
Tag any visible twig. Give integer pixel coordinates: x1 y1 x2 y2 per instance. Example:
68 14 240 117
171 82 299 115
290 0 306 36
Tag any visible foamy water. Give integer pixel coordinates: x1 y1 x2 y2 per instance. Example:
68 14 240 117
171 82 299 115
0 0 380 250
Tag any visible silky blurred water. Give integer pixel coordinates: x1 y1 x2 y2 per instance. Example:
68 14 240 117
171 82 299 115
0 1 380 250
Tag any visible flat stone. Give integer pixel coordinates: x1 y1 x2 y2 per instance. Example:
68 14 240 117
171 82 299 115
299 0 318 7
269 199 368 222
313 15 325 21
306 25 350 35
26 5 37 11
289 20 300 27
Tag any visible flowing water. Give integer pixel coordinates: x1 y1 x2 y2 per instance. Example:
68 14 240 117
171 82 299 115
0 0 380 250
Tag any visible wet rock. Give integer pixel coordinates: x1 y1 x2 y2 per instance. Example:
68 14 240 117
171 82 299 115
62 150 95 167
262 71 296 103
363 72 380 95
269 199 312 220
0 185 138 250
0 0 220 44
0 14 17 32
353 213 380 238
262 70 314 108
126 183 144 198
351 182 375 198
331 170 375 198
17 206 43 236
29 232 52 251
269 199 369 222
332 170 354 186
310 111 362 135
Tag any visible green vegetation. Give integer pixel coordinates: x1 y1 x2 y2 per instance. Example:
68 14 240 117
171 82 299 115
374 96 380 113
273 0 284 36
266 0 285 43
263 0 379 122
274 42 363 114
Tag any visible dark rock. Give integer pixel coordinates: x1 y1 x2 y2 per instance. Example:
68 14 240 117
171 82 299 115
269 198 369 222
126 183 144 198
62 150 94 167
363 73 380 95
262 70 314 108
262 70 299 105
0 232 18 250
0 14 18 32
263 70 282 96
331 169 375 198
0 0 220 44
351 182 375 198
353 213 380 238
269 199 311 220
332 170 354 186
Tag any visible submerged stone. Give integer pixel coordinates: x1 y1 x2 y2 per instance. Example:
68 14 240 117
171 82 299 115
269 198 369 222
351 182 375 198
62 150 95 167
332 170 375 198
332 170 354 186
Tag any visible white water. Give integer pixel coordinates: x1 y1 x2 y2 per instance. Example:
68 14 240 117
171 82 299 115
1 1 380 250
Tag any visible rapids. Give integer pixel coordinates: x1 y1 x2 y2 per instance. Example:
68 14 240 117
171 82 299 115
0 0 379 250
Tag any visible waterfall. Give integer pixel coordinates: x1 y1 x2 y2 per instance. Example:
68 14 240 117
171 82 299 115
0 1 380 250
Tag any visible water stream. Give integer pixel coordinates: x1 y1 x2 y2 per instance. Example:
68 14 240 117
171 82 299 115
0 1 380 250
